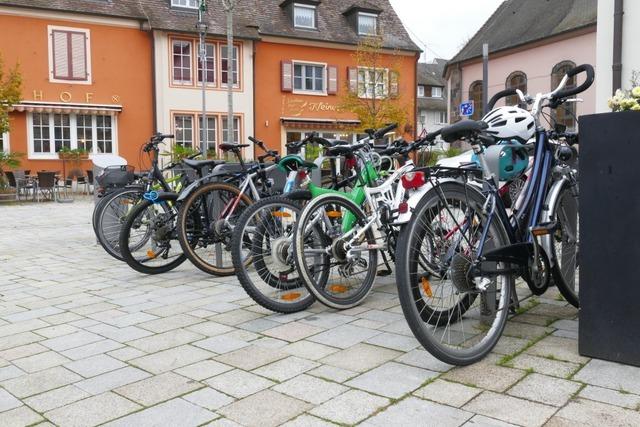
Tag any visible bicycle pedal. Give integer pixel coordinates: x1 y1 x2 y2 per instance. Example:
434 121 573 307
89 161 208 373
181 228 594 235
377 269 392 277
531 222 557 237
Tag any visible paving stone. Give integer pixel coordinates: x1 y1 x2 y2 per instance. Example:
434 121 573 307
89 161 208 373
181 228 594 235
308 324 380 349
251 336 289 349
115 372 202 406
0 319 50 338
87 323 154 342
0 331 44 350
526 336 589 364
218 389 310 427
364 396 473 427
126 328 204 353
0 365 25 381
3 306 63 323
203 418 241 427
310 389 389 425
443 358 526 392
281 341 339 361
579 385 640 410
209 309 264 326
253 356 319 382
263 322 325 342
280 414 338 427
414 379 482 407
0 342 48 361
35 324 79 339
502 322 553 340
299 313 355 329
184 387 235 410
492 336 530 356
548 398 640 426
64 354 126 377
205 369 275 398
350 318 386 329
13 350 70 373
346 361 438 399
74 366 151 395
356 309 405 325
194 334 250 354
0 388 22 412
273 374 348 404
175 360 234 381
508 353 580 378
214 345 286 370
462 414 520 427
507 373 581 406
574 358 640 395
23 385 90 413
528 303 577 319
464 391 557 427
319 343 400 372
1 366 82 398
307 364 359 383
60 339 124 361
129 344 213 374
237 318 282 333
0 405 43 427
107 346 147 362
41 331 104 352
364 332 420 352
104 397 217 427
45 392 141 427
138 314 203 333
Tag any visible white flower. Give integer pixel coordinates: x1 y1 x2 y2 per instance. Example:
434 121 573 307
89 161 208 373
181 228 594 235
632 87 640 99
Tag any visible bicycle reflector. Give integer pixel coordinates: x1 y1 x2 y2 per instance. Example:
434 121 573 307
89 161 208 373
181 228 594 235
401 171 426 190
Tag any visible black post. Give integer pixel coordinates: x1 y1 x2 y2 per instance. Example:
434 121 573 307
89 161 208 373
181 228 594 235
482 43 489 115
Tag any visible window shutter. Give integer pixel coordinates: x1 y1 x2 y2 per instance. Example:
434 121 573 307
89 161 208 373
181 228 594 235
70 33 87 79
348 67 358 93
389 71 399 98
52 31 69 79
281 60 293 92
327 65 338 95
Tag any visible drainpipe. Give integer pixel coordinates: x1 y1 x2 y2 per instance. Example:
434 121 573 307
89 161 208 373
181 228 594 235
612 0 624 94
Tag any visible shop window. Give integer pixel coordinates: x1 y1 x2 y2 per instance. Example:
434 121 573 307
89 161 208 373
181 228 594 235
222 116 241 144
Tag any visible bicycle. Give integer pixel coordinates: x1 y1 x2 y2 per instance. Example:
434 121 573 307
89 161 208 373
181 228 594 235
394 64 593 365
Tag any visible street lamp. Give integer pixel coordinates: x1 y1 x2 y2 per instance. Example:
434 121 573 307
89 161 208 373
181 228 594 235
197 1 208 157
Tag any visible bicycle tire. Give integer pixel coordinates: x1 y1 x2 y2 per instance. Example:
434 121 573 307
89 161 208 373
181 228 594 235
96 188 145 260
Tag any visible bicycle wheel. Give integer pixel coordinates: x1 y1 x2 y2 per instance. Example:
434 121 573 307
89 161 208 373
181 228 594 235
119 193 189 274
550 183 580 308
294 194 378 309
96 188 144 260
396 182 512 366
177 182 253 276
232 195 315 313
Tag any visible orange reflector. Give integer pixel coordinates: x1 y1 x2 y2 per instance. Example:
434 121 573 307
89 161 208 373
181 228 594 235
146 250 157 259
531 228 551 236
120 199 134 205
272 211 292 218
329 285 348 293
326 210 342 218
281 292 301 301
421 277 433 298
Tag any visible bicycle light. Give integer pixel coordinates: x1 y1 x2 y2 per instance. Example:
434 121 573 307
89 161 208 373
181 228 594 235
401 171 426 190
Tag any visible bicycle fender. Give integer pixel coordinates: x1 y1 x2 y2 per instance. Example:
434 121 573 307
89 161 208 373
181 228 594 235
177 180 201 202
539 176 571 267
395 178 459 225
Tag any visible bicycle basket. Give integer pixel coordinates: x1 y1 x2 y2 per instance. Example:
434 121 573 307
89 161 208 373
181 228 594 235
96 165 135 188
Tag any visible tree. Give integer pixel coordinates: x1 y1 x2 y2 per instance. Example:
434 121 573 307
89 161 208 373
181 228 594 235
222 0 238 150
0 53 22 135
340 36 410 135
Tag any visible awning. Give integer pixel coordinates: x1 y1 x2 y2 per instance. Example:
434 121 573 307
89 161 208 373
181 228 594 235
9 101 123 115
281 117 361 131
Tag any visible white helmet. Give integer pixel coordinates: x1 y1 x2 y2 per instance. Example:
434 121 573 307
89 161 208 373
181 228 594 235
482 106 535 142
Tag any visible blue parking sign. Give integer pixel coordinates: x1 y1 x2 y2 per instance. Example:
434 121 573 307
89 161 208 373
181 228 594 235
460 101 474 117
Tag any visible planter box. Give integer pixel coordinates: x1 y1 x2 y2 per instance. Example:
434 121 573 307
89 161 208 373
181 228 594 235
579 111 640 366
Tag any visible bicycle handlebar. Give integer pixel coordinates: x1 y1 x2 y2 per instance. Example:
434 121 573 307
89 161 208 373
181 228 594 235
374 123 398 139
552 64 595 101
487 89 518 111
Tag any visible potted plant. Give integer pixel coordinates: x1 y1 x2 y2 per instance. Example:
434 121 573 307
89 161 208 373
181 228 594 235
0 151 24 201
58 147 89 179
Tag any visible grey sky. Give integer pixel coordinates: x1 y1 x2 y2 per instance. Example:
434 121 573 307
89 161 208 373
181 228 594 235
389 0 505 61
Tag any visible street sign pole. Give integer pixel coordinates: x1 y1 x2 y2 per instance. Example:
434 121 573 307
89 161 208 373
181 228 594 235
482 43 489 115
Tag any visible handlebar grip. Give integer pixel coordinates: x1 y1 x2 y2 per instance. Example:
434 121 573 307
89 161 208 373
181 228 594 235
553 64 595 100
248 136 261 145
424 129 442 143
374 123 398 139
487 89 517 111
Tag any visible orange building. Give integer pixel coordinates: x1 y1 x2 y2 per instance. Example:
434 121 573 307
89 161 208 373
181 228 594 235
253 0 420 156
0 1 154 173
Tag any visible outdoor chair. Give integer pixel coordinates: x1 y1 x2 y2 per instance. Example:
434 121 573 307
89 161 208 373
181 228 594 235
5 171 17 188
76 174 90 195
57 176 73 198
13 170 36 201
86 170 94 194
36 171 57 202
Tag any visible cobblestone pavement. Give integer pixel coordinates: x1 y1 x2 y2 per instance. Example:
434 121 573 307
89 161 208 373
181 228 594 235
1 200 639 427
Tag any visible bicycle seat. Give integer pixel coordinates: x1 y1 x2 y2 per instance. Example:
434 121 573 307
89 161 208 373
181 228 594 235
325 143 367 157
277 155 318 173
441 120 488 143
219 143 250 151
183 159 225 170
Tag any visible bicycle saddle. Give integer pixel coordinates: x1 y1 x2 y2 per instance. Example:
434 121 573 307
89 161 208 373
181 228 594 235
277 155 318 173
325 143 367 157
219 143 250 151
441 120 488 143
182 159 225 170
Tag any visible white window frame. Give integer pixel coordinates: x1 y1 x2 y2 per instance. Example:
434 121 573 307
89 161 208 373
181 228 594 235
357 12 378 36
171 0 198 9
222 116 241 144
293 4 317 29
357 67 388 99
174 114 195 148
47 25 92 85
0 131 9 152
198 114 218 151
438 111 447 124
432 86 443 98
292 61 327 95
220 44 240 88
417 85 425 98
197 42 217 87
172 39 193 86
27 113 118 160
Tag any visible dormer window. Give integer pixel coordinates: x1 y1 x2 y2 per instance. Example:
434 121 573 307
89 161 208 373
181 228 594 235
171 0 198 9
294 3 316 29
358 12 378 35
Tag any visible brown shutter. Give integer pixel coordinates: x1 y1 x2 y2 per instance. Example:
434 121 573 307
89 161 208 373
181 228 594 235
70 33 87 80
348 67 358 93
52 31 69 79
389 71 399 98
327 65 338 95
281 60 293 92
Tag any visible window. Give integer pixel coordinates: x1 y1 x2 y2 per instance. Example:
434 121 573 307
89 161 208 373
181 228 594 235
358 68 388 98
0 132 7 152
358 12 378 35
174 115 194 148
469 81 484 120
506 71 527 106
417 85 425 97
199 115 217 151
431 86 443 98
172 40 192 85
438 111 447 124
48 26 90 83
29 113 115 157
221 45 239 87
552 61 577 129
171 0 198 8
197 42 216 85
222 116 241 144
294 4 316 29
293 63 325 93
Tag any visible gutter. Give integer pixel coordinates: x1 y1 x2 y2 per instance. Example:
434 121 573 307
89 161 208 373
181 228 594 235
612 0 624 94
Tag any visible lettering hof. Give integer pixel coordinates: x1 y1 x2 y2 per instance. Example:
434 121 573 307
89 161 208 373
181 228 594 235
285 97 343 117
31 90 121 105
